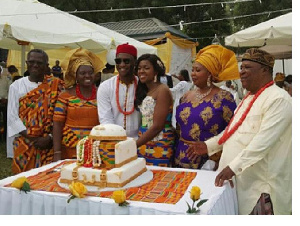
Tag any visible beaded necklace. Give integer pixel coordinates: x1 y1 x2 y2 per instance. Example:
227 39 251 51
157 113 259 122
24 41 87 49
195 87 212 102
218 80 274 145
76 84 96 101
116 76 137 115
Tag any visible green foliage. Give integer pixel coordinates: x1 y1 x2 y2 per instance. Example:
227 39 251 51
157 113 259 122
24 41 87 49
0 142 13 180
38 0 292 50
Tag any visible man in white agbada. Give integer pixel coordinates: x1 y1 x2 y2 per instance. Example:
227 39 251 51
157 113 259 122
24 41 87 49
186 48 292 215
97 43 141 139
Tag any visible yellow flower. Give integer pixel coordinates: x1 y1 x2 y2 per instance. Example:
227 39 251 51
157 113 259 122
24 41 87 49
11 176 27 189
190 186 201 201
112 190 126 204
69 181 87 198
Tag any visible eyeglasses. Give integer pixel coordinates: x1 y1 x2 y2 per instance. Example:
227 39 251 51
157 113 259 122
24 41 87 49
114 58 131 65
27 60 45 66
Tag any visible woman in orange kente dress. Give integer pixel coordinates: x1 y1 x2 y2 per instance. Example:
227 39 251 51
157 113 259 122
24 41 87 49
53 48 104 160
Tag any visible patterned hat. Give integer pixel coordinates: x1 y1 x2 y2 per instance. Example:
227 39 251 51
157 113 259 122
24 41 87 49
242 48 275 68
195 44 240 82
116 43 137 57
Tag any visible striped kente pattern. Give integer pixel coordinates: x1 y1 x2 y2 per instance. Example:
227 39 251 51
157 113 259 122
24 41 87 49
6 161 196 204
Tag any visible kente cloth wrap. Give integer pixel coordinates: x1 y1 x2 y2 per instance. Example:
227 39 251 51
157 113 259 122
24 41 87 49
53 91 99 159
242 48 275 68
12 75 64 174
195 44 240 82
137 96 175 167
6 160 197 204
174 90 236 169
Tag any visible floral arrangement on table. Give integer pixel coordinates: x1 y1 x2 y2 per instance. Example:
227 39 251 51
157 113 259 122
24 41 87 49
186 186 208 214
11 176 31 193
112 190 129 206
67 181 87 203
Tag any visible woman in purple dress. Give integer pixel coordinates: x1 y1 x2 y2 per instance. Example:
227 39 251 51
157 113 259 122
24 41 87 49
174 45 240 170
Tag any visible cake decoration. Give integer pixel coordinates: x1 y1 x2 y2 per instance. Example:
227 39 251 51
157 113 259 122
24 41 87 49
59 124 147 189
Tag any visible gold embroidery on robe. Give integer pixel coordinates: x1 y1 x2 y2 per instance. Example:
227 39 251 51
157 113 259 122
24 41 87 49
200 106 213 125
209 124 219 135
222 105 234 123
189 123 200 141
179 107 191 125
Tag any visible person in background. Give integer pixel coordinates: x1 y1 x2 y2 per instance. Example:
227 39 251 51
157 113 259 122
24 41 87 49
97 43 141 139
135 54 174 167
7 49 64 173
274 72 285 88
7 65 21 82
187 48 291 215
221 80 240 105
174 45 238 170
101 63 116 83
0 66 11 141
158 72 173 88
53 48 103 160
52 60 63 79
284 74 292 96
169 69 192 128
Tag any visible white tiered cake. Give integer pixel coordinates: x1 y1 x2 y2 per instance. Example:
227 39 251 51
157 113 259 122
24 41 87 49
59 124 147 188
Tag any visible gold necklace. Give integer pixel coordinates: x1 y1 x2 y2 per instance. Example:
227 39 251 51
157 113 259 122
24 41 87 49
195 87 212 101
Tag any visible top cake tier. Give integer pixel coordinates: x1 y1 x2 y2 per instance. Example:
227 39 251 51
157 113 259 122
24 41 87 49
89 124 127 141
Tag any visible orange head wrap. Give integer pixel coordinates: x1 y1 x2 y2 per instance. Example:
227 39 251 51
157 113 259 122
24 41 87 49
195 45 239 82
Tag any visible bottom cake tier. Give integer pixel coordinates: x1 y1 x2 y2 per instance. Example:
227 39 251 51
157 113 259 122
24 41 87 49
59 158 147 188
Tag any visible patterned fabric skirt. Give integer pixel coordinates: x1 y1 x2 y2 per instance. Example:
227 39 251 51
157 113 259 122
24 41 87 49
250 193 274 215
137 126 175 167
12 136 53 174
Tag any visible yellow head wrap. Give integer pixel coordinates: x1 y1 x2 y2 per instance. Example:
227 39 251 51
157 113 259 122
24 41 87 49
195 45 239 82
62 48 104 88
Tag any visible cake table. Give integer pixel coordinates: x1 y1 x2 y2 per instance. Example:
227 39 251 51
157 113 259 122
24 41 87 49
0 160 238 215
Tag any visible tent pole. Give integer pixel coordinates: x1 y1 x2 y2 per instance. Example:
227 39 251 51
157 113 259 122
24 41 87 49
21 45 25 76
282 59 285 74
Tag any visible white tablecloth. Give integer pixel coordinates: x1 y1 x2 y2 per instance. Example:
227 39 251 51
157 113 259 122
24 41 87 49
0 160 238 215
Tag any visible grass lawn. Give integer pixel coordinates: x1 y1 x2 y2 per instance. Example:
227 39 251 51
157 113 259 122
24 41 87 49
0 141 13 180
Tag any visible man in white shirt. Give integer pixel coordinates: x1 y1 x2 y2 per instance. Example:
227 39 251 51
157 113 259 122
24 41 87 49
7 49 63 173
97 43 141 139
186 48 292 215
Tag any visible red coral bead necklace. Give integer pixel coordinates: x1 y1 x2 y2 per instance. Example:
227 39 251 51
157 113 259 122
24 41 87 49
218 80 274 145
76 84 96 101
116 75 137 115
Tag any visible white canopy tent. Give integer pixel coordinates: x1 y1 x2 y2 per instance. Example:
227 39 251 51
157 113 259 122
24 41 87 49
0 0 157 74
225 12 292 48
225 12 292 74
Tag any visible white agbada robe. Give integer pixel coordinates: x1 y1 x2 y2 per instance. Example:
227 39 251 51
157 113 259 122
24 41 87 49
97 75 141 139
6 77 41 158
205 84 292 215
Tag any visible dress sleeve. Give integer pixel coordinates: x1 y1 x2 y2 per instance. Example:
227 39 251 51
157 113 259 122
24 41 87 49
7 83 26 137
97 80 115 124
53 92 68 122
221 91 237 124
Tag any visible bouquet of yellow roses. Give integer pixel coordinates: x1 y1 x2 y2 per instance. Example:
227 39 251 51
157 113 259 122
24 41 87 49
186 186 208 214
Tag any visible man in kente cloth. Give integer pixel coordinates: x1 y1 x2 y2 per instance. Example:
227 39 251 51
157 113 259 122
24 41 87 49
7 49 64 174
